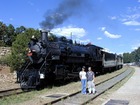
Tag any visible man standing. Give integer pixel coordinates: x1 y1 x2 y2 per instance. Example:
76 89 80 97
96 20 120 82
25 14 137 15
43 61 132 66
87 67 96 94
79 66 87 94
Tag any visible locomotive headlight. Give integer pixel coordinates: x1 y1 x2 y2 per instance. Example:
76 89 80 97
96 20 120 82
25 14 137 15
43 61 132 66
40 74 45 79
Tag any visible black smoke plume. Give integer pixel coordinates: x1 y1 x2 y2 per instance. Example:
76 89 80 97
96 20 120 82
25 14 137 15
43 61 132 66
40 0 91 30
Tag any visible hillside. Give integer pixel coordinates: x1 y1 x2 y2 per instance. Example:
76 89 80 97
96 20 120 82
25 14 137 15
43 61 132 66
0 47 11 58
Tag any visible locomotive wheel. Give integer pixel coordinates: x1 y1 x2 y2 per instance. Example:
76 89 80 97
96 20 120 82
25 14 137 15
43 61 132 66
20 74 37 91
20 77 30 91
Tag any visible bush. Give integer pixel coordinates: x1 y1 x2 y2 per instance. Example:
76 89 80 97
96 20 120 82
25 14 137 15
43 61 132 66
0 40 5 46
0 54 11 66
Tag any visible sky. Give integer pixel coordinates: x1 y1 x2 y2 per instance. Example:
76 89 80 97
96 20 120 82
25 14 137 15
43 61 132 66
0 0 140 54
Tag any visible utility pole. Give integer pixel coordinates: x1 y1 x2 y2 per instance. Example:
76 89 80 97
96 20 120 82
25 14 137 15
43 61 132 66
71 32 72 40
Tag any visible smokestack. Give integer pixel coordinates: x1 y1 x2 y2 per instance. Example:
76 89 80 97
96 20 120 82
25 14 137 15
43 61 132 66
40 30 49 44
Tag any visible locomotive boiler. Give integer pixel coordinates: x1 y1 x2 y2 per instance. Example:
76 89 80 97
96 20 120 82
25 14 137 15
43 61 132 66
19 30 123 90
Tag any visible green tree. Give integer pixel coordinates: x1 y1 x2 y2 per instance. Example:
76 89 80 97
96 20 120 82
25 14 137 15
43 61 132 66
123 53 132 63
15 26 26 34
48 33 57 41
133 47 140 62
0 21 7 39
3 24 16 46
9 28 40 71
123 47 140 63
7 24 15 35
0 22 7 46
131 51 136 62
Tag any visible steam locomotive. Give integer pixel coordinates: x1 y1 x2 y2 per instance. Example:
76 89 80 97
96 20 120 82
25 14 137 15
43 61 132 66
19 30 123 90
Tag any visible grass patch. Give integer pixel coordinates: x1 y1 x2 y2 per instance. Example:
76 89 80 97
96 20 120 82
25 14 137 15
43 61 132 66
0 88 50 105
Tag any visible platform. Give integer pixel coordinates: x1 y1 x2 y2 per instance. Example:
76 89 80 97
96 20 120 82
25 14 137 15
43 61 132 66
103 66 140 105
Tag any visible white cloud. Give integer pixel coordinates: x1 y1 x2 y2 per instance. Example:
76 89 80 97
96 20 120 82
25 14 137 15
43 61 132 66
99 27 121 39
97 37 102 40
132 43 140 50
132 46 138 50
138 0 140 3
51 26 86 38
102 48 122 54
104 31 121 39
101 27 106 31
9 18 13 21
102 48 115 53
123 20 140 26
109 16 117 20
75 38 90 44
127 6 140 13
120 6 140 26
134 28 140 31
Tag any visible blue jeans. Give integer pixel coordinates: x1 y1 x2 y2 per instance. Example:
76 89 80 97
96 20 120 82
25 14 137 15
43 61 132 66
81 79 87 94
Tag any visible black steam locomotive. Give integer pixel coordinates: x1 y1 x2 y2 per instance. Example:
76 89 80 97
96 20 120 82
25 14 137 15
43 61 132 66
19 30 123 90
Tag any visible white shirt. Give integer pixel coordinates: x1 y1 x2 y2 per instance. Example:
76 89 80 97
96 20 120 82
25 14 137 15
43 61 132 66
79 71 87 79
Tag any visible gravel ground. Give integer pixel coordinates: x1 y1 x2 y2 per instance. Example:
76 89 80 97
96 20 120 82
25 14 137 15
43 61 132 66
0 66 20 91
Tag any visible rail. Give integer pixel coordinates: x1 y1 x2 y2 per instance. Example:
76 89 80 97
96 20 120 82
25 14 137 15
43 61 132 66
44 69 132 105
0 68 131 102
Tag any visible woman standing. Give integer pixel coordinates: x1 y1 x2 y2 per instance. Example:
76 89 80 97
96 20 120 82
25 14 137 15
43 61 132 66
79 66 87 94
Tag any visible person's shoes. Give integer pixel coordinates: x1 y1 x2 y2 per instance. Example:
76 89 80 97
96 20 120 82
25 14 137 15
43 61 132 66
95 90 97 93
88 93 91 95
93 91 97 94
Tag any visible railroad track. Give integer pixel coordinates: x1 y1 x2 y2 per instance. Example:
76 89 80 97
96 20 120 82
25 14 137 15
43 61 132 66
0 68 131 104
0 70 123 99
0 88 23 98
44 69 132 105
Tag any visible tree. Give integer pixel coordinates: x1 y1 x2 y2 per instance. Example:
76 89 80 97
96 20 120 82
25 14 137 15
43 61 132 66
9 28 40 71
15 26 26 34
48 33 57 41
133 47 140 62
0 22 8 46
123 53 132 63
0 21 7 40
3 24 15 46
123 46 140 63
7 24 15 35
0 22 7 40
